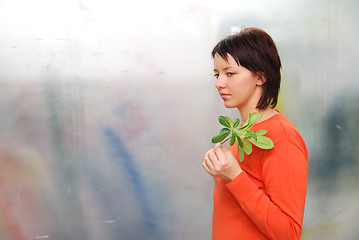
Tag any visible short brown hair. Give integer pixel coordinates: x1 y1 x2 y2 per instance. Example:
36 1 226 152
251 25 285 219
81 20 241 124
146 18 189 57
211 27 281 109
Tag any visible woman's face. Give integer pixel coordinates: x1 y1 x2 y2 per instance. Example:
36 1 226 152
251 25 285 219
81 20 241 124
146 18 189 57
213 53 263 110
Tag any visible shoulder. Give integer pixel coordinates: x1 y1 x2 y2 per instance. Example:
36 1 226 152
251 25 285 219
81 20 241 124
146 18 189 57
265 112 306 153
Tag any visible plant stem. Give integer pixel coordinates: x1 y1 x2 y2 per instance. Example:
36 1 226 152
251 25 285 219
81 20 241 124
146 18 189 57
221 136 231 144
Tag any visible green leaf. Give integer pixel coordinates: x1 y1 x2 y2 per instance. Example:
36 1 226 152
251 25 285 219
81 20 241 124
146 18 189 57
230 132 236 146
242 140 253 155
225 116 234 127
241 112 264 130
255 111 264 123
256 136 274 149
254 130 267 136
245 130 255 138
236 135 244 154
245 130 257 141
211 112 273 162
212 128 230 143
236 135 244 148
219 127 230 134
233 118 240 128
241 113 253 129
218 116 231 128
246 135 274 149
239 148 244 162
248 112 259 127
233 129 247 138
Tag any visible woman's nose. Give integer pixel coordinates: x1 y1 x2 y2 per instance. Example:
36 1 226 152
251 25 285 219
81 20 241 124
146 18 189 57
215 75 226 89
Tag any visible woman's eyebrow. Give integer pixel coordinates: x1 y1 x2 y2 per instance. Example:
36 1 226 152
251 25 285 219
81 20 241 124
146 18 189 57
213 67 236 72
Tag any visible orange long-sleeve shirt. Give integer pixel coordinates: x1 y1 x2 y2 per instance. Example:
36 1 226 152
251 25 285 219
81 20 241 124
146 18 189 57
212 111 308 240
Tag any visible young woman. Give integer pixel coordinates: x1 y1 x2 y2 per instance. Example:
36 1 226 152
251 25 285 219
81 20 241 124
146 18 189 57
202 28 308 240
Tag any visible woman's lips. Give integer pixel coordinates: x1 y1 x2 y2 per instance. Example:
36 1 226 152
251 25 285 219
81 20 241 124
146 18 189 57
220 93 230 99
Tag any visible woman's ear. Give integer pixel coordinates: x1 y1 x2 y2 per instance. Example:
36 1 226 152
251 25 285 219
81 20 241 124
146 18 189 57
256 72 267 86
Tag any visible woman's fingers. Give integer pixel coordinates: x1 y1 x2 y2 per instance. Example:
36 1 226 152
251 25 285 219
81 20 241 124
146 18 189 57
205 150 215 168
203 149 219 174
203 145 242 181
202 160 210 173
214 145 226 163
214 143 222 148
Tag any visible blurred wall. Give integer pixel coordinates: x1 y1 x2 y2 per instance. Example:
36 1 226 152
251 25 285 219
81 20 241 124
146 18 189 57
0 0 358 239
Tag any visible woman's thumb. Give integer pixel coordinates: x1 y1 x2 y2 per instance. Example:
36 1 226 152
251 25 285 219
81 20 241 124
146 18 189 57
214 143 222 148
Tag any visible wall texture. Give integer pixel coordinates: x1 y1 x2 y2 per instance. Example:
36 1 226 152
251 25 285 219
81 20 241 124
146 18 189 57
0 0 358 239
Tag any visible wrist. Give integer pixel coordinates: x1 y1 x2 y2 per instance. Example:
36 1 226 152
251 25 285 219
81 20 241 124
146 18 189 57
226 169 242 182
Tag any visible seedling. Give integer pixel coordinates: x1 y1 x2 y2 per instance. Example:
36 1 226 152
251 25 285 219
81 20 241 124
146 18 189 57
212 112 274 161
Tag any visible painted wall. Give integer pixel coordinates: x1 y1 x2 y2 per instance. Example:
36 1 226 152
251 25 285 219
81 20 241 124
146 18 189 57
0 0 358 239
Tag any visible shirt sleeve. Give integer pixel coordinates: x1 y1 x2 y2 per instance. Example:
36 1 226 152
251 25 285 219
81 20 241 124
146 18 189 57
226 139 308 240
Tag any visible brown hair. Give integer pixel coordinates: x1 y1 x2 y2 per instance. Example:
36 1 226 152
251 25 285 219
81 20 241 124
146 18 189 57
211 27 281 109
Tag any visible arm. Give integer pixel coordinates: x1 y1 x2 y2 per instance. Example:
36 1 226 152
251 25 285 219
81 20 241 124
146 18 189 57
226 140 308 240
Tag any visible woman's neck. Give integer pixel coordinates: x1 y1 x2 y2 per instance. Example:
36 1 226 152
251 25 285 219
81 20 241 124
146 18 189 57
238 107 277 123
238 106 258 123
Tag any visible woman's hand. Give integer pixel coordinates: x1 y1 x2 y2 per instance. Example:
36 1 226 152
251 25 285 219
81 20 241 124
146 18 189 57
202 143 242 182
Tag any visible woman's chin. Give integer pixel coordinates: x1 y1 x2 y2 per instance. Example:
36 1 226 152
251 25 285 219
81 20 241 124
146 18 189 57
223 102 237 109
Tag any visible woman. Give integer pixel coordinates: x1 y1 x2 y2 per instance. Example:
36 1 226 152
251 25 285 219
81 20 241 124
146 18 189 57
202 27 308 240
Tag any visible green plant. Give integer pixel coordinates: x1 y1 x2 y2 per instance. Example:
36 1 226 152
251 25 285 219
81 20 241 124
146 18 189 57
211 112 274 161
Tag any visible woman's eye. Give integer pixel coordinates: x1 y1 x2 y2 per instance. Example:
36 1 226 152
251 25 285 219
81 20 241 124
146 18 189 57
213 73 219 79
227 72 235 76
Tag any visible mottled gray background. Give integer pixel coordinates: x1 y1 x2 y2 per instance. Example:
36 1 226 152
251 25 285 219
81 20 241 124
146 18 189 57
0 0 358 239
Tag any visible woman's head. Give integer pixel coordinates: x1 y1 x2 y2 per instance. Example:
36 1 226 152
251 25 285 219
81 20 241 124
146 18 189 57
212 27 281 109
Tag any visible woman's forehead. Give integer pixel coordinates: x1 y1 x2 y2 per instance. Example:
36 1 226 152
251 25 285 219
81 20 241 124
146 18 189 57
213 53 240 69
